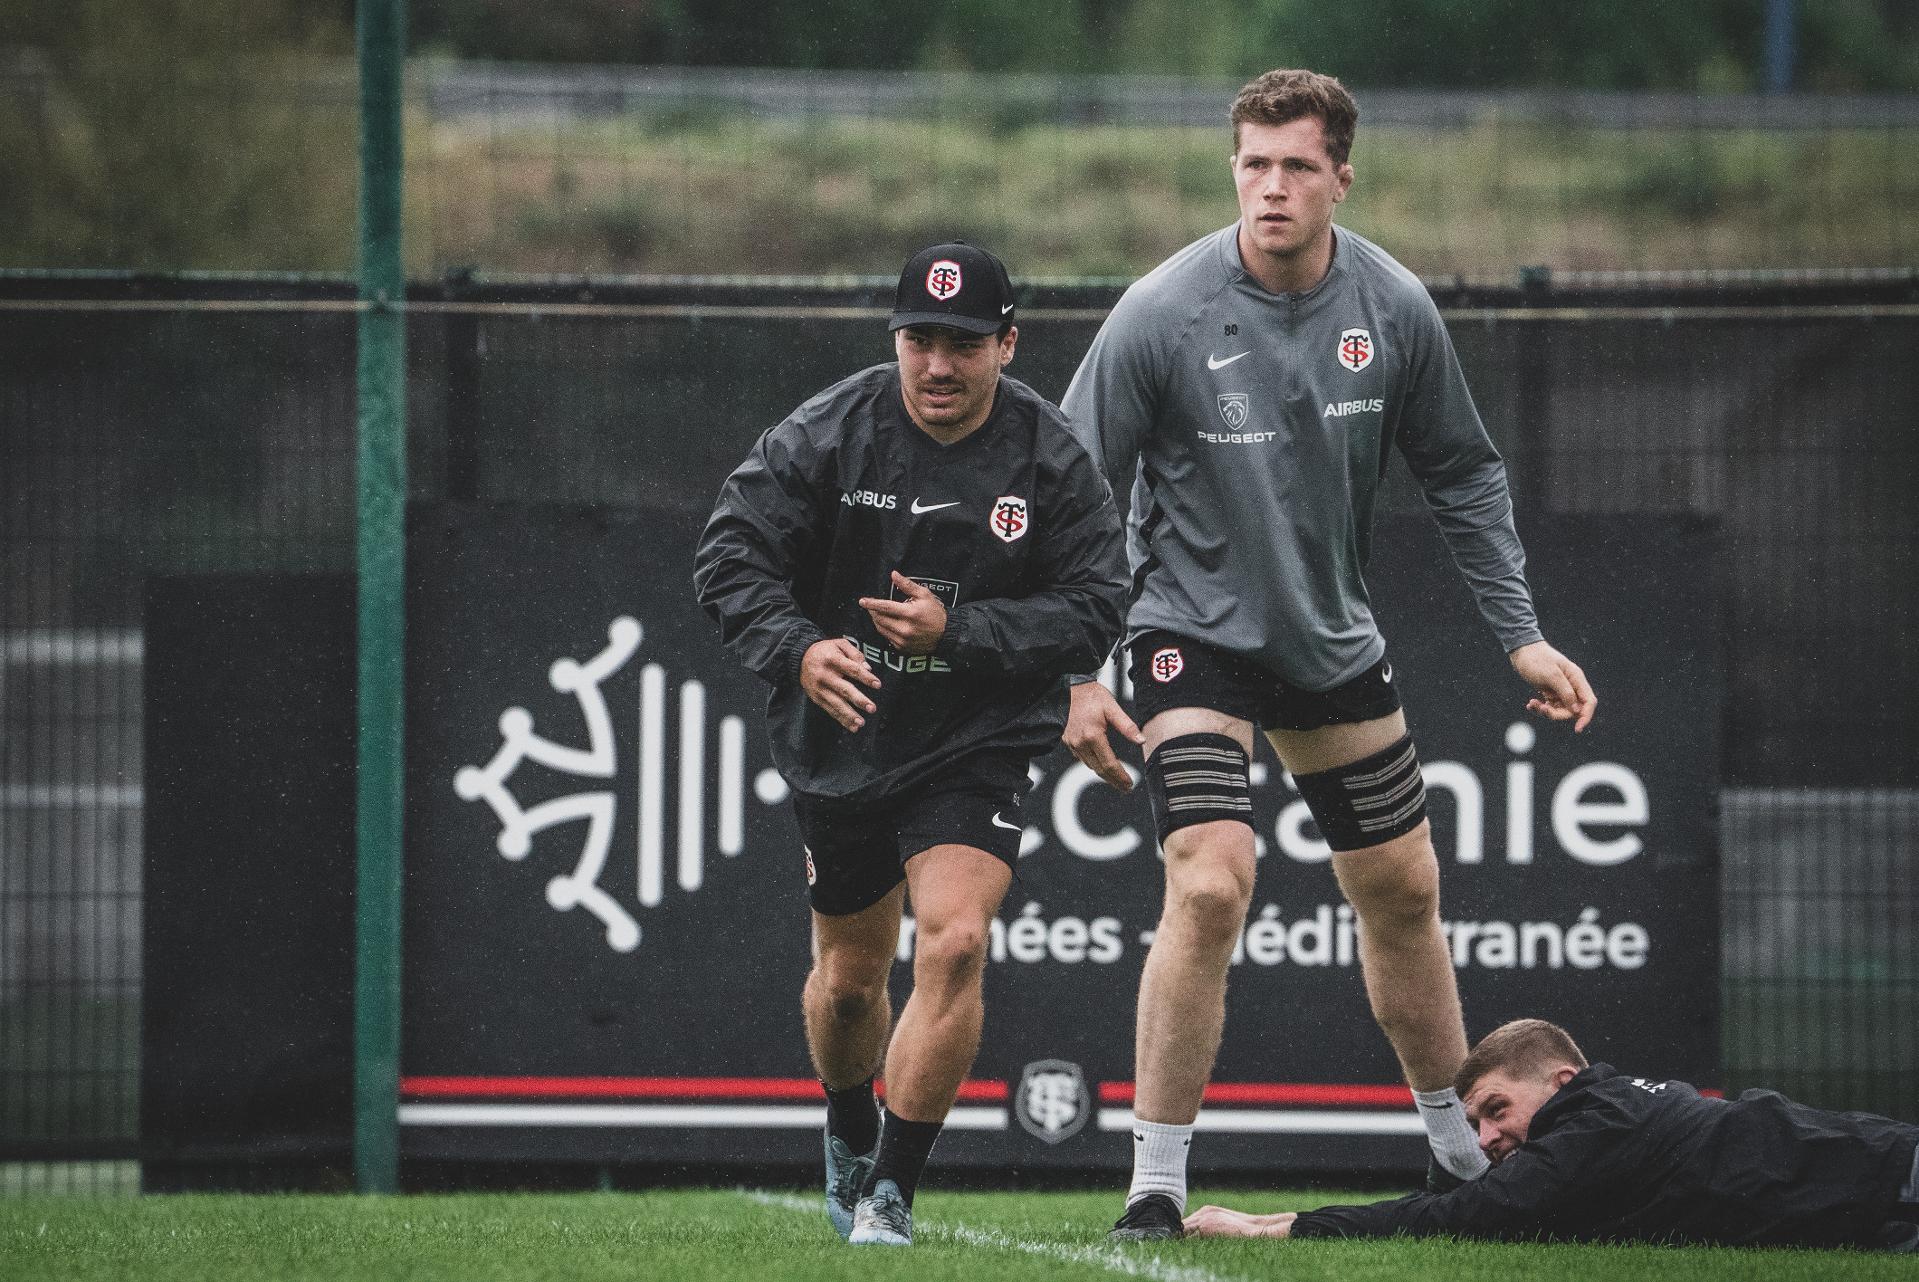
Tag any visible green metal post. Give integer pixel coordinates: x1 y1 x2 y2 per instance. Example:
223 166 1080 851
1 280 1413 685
354 0 407 1195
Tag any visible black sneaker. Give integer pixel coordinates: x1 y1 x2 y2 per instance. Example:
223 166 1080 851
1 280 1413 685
1425 1156 1468 1194
1110 1193 1185 1242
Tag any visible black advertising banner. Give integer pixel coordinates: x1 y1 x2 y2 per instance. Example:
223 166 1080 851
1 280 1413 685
144 575 356 1189
403 503 1719 1175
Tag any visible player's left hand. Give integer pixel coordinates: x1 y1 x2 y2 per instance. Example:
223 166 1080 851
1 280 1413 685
1509 640 1597 732
858 571 947 655
1183 1205 1297 1239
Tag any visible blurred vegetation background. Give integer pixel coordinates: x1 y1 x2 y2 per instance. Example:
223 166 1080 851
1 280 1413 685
3 0 1915 278
406 0 1916 89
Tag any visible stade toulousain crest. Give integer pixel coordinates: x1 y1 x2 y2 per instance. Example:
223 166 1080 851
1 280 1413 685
1150 646 1184 683
926 259 963 301
991 495 1029 543
1016 1060 1091 1144
1338 327 1375 372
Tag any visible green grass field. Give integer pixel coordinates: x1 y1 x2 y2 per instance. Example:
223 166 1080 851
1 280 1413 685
5 1186 1916 1282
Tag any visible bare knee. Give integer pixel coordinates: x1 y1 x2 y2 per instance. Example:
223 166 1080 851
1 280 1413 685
912 917 989 992
811 948 890 1025
1162 829 1255 944
1337 828 1441 936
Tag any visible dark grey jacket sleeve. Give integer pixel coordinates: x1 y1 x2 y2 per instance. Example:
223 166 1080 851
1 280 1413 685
1060 296 1160 515
692 423 830 687
935 433 1128 678
1394 295 1544 653
1057 295 1161 683
1290 1113 1623 1241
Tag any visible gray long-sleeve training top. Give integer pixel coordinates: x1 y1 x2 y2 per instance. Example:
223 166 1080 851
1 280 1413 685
1061 223 1541 692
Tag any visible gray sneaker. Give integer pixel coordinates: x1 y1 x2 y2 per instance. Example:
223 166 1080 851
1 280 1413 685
824 1134 877 1240
848 1178 913 1246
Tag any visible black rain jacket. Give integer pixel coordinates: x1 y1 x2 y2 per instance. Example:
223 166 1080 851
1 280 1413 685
1293 1063 1919 1249
693 364 1127 803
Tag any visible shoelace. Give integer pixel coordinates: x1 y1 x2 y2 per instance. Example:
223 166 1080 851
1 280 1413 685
860 1193 911 1236
830 1161 864 1208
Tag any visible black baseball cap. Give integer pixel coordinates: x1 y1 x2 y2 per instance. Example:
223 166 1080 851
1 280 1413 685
889 242 1016 336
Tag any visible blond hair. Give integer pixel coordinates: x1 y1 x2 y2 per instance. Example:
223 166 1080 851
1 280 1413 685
1454 1019 1589 1098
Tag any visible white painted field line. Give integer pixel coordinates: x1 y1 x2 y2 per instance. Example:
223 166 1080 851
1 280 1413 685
737 1188 1247 1282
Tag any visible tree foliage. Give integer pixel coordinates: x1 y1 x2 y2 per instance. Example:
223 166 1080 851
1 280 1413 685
400 0 1917 91
0 0 357 269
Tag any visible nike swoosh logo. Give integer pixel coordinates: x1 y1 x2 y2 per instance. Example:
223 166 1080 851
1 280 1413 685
991 812 1021 831
1207 351 1250 370
910 499 961 514
1001 303 1014 314
1130 1130 1191 1147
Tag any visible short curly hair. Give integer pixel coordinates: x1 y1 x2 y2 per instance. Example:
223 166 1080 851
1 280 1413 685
1230 69 1359 166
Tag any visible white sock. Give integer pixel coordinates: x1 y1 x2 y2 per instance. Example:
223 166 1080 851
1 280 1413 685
1414 1086 1490 1180
1126 1118 1194 1209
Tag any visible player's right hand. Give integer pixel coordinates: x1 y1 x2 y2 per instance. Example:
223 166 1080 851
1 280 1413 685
800 638 880 733
1183 1206 1297 1239
1063 679 1144 791
1509 640 1597 733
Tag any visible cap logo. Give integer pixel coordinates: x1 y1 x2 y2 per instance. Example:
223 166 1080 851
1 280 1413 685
926 260 963 301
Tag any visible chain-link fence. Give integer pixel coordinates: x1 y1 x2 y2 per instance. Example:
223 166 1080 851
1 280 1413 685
7 57 1918 279
2 269 1913 1192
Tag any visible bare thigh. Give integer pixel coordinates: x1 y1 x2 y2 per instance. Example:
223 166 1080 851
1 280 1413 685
811 883 905 981
901 843 1013 930
1143 706 1254 758
1264 709 1408 776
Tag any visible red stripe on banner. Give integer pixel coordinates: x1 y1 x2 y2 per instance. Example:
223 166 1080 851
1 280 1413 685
1098 1081 1416 1108
400 1076 1008 1102
1094 1082 1728 1105
402 1077 822 1099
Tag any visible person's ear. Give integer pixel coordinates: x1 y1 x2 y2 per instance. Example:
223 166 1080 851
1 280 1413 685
1552 1065 1579 1088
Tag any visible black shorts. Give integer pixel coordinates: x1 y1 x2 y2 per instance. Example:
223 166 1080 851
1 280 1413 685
791 751 1031 917
1127 630 1402 733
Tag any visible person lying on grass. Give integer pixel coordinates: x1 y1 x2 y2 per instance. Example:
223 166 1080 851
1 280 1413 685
1184 1018 1919 1252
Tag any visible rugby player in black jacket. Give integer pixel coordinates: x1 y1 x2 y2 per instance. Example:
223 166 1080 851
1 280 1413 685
1185 1019 1919 1251
694 242 1126 1248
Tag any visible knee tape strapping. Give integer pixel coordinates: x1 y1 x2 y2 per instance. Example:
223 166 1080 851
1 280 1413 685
1145 733 1253 843
1290 733 1427 852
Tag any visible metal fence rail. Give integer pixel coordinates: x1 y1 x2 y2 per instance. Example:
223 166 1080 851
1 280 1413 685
0 271 1913 1191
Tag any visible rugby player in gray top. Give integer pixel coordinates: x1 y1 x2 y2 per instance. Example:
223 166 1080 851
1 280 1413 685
1059 69 1598 1241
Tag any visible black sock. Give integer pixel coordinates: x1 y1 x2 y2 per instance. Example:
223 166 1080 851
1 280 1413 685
822 1075 880 1155
863 1114 944 1207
